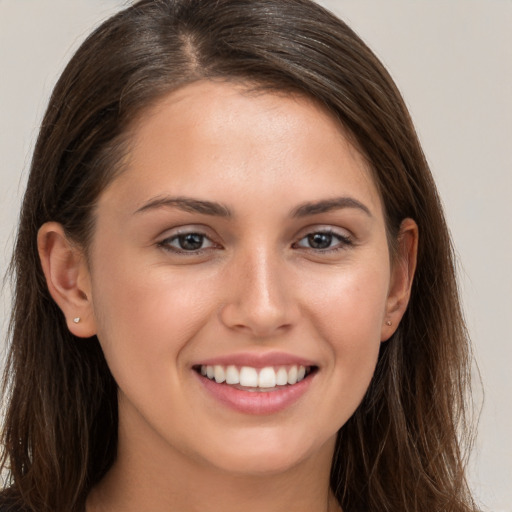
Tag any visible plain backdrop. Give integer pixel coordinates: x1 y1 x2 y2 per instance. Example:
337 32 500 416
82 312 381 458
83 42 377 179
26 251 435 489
1 1 511 510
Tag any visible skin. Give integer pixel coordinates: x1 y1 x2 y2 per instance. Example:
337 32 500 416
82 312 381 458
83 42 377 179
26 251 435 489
38 81 417 512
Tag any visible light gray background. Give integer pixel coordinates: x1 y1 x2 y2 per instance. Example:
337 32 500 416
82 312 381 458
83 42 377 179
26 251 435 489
1 1 511 510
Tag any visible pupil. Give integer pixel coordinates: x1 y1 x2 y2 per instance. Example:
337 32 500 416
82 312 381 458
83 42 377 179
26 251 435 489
179 233 203 250
308 233 332 249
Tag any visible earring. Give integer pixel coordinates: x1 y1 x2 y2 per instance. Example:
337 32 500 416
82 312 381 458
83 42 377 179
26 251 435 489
385 320 392 326
73 317 81 324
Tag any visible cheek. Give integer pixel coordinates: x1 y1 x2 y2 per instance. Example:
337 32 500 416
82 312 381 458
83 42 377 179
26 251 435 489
306 259 390 346
88 247 218 380
300 260 389 418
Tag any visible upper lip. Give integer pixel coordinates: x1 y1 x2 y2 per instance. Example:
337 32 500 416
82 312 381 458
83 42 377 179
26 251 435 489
194 351 317 369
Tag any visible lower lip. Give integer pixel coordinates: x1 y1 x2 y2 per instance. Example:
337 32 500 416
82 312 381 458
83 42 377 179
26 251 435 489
195 372 314 415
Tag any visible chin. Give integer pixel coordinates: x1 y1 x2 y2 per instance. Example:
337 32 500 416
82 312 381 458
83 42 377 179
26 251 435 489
210 450 306 477
197 427 336 477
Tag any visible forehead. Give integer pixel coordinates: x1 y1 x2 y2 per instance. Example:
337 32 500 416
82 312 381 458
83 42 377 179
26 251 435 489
100 80 381 216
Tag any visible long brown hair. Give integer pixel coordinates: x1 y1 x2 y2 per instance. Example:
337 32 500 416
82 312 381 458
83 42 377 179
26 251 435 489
1 1 477 510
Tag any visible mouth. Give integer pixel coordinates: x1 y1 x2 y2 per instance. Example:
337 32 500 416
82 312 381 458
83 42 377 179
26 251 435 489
193 364 317 392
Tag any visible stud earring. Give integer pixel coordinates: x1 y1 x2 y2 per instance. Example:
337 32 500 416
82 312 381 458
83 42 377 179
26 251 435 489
73 317 81 324
385 320 392 326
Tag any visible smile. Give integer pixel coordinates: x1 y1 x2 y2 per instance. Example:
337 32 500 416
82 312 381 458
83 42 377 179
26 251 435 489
198 364 313 390
193 354 318 414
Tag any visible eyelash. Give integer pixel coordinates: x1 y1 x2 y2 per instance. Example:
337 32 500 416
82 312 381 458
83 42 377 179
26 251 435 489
157 229 353 255
157 231 217 254
293 229 353 252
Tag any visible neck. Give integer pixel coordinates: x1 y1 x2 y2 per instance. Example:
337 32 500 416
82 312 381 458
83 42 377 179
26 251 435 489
87 412 341 512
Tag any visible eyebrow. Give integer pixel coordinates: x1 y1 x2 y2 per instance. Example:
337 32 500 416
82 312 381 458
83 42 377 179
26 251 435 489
291 197 372 218
134 196 232 217
134 195 371 219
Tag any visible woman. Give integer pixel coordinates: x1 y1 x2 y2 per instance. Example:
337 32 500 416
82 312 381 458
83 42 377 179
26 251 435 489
1 0 478 511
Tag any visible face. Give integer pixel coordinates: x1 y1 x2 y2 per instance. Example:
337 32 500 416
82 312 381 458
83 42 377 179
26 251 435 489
83 81 401 475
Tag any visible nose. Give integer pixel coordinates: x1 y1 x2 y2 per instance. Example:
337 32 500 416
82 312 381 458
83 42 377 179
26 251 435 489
219 247 298 337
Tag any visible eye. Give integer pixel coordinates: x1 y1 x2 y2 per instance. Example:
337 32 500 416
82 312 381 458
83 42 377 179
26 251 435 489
159 232 216 253
294 230 352 251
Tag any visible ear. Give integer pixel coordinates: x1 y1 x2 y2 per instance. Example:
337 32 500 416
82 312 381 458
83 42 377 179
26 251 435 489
37 222 97 338
381 218 418 341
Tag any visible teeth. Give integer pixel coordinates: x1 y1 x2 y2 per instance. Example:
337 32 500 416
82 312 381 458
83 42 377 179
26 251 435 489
200 364 310 389
214 365 226 383
276 367 288 386
287 365 298 385
225 365 239 385
239 367 258 387
258 367 276 388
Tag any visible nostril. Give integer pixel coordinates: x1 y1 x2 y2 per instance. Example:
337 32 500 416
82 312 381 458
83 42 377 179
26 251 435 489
218 300 295 337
